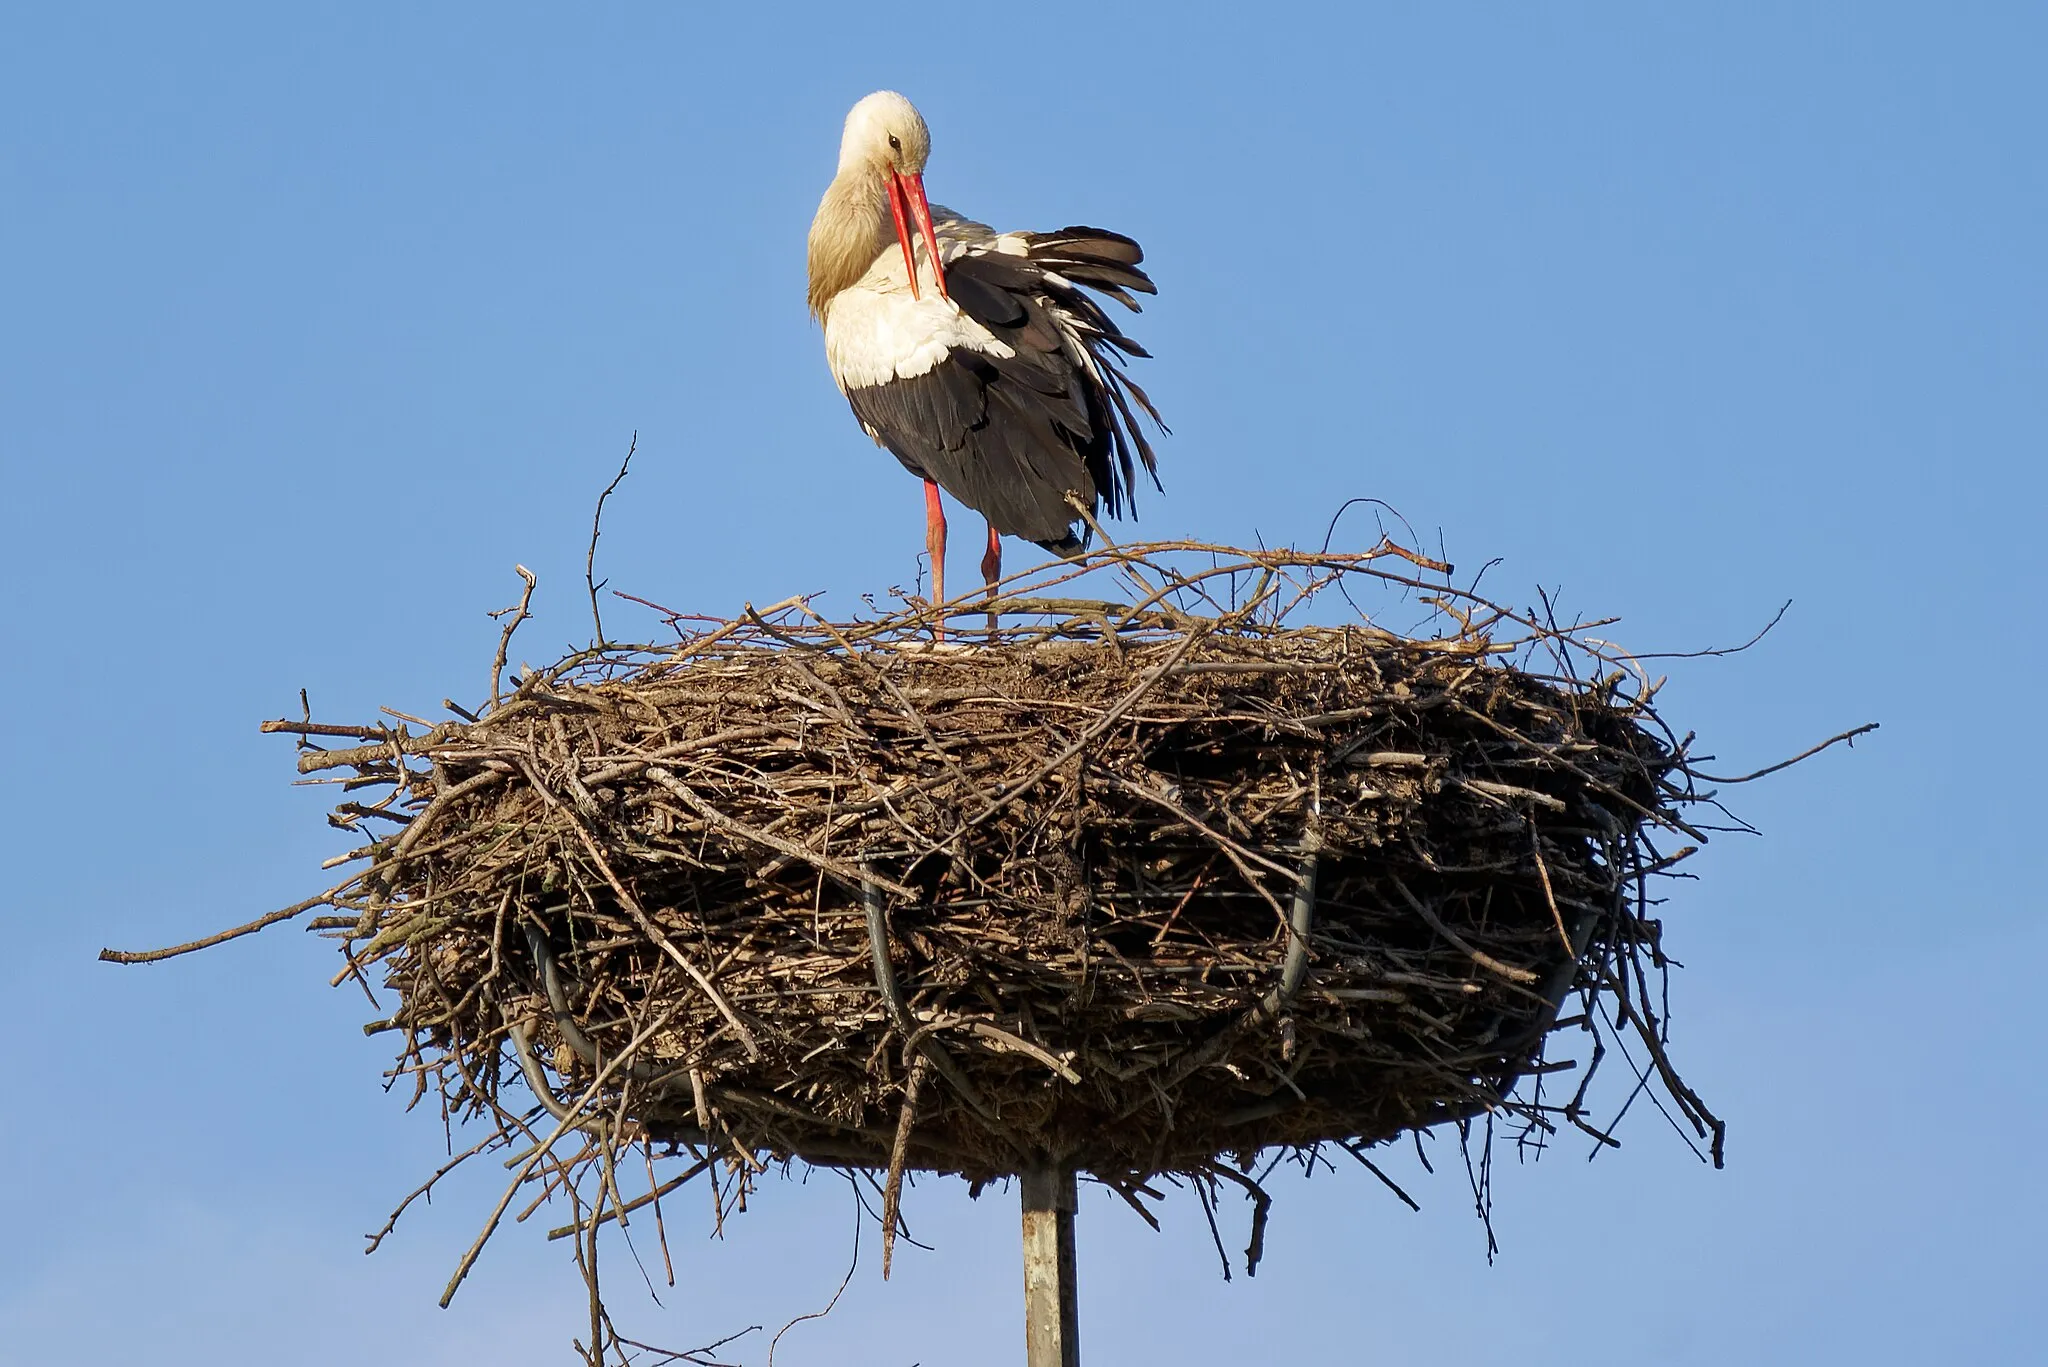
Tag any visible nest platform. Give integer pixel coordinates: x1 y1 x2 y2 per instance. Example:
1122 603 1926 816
98 535 1882 1362
231 542 1726 1195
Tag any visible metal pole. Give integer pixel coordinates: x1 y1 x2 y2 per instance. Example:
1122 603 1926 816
1020 1166 1080 1367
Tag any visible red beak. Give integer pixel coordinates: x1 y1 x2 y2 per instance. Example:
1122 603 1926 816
886 170 949 302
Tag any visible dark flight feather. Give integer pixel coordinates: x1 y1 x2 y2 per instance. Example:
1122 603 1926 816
844 225 1164 548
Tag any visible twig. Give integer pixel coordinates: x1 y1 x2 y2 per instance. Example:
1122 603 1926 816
1685 722 1879 784
956 620 1214 834
1341 1142 1423 1212
99 887 350 963
586 434 636 645
863 879 997 1120
366 1132 502 1253
1629 599 1792 660
560 811 761 1060
1205 1162 1273 1276
767 1185 861 1367
441 1002 683 1307
546 1159 710 1241
490 565 539 706
1389 876 1541 986
653 769 917 901
880 1055 927 1278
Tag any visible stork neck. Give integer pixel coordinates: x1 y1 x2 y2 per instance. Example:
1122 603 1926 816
807 168 892 320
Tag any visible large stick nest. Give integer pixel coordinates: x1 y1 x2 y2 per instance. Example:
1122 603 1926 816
246 541 1740 1190
106 535 1886 1322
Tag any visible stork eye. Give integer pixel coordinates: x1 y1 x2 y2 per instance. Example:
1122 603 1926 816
888 134 902 152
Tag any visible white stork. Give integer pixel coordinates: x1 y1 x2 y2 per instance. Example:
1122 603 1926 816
806 91 1163 619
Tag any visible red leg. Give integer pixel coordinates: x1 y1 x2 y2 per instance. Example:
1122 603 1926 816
980 521 1003 635
981 520 1003 595
923 479 948 636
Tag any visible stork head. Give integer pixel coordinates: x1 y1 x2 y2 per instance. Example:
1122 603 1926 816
838 91 930 175
837 91 947 302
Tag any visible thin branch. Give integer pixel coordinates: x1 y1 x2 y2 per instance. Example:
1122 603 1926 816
587 434 636 646
100 886 352 964
767 1184 861 1367
1686 722 1879 784
489 564 539 706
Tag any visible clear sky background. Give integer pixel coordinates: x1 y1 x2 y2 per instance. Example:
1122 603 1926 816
3 3 2043 1363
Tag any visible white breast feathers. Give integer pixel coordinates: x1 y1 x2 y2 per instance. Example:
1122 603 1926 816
823 260 1016 391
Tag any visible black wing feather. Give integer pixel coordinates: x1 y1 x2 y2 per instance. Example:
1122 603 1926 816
846 225 1164 549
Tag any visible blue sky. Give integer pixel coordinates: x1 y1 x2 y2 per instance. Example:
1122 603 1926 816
3 3 2043 1362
